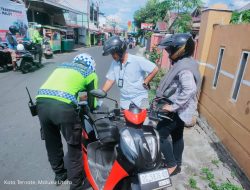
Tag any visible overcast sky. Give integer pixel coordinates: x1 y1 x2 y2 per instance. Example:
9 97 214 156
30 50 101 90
99 0 249 28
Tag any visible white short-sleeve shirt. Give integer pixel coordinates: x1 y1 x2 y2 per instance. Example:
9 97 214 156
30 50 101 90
106 53 156 109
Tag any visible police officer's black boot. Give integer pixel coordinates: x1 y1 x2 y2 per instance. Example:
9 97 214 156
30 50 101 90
55 170 68 186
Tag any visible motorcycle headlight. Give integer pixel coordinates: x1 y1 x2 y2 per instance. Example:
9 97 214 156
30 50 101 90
121 129 137 154
120 129 138 164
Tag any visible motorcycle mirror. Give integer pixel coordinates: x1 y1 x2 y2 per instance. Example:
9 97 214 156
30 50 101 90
90 89 107 98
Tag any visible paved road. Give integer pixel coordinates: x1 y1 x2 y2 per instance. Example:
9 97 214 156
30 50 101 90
0 46 141 190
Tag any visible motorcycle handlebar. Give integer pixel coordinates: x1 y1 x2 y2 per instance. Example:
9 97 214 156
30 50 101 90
92 110 109 114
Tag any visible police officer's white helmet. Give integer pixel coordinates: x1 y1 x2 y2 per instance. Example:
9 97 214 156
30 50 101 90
73 53 96 72
17 44 25 51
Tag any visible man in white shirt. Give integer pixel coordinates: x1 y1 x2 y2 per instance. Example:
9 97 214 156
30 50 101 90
102 36 159 109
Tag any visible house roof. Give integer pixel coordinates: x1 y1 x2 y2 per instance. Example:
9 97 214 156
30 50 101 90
155 21 168 31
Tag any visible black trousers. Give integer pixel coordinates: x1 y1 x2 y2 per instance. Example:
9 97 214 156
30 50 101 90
156 114 185 168
34 44 42 63
37 98 84 190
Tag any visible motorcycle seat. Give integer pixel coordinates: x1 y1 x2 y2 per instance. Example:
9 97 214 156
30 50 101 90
94 116 120 143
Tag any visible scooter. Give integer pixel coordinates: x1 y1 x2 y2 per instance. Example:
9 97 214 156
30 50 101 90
79 89 172 190
0 42 34 73
22 41 43 67
42 38 53 59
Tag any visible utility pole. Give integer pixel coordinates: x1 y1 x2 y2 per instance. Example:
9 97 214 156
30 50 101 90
87 0 90 46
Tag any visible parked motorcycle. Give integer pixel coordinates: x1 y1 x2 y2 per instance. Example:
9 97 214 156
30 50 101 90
79 89 172 190
0 42 12 71
22 41 42 67
0 42 34 73
42 38 53 59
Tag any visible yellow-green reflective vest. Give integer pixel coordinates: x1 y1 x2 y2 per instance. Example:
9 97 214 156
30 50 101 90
36 63 98 108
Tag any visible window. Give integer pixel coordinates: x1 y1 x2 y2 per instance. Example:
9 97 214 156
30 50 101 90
213 48 224 88
231 52 249 101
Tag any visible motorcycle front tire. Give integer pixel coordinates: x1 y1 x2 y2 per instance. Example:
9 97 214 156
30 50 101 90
20 60 31 74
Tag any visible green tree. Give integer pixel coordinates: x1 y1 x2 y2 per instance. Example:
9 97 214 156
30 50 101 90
173 13 192 33
134 0 203 34
134 0 172 34
231 10 250 24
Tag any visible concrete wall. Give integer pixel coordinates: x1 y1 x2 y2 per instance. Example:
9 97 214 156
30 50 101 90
198 23 250 179
196 7 232 76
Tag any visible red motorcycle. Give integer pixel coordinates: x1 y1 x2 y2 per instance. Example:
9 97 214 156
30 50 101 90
79 89 172 190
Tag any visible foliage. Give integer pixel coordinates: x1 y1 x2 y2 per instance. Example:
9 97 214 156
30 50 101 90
230 10 250 24
189 177 199 189
149 68 166 102
134 0 171 30
211 159 220 167
219 182 243 190
201 167 214 181
145 31 154 39
200 168 243 190
170 0 203 13
134 0 203 35
145 46 165 102
172 13 192 33
145 46 162 64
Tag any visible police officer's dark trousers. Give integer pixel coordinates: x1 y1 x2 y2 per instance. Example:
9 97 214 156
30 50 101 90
35 44 42 63
37 98 84 190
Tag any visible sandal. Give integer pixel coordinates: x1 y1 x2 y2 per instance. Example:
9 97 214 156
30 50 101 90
170 165 181 176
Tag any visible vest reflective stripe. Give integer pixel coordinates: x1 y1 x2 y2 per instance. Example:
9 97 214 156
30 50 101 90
58 63 94 78
38 89 78 105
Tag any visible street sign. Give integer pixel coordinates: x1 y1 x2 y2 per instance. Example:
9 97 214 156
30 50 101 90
141 23 154 30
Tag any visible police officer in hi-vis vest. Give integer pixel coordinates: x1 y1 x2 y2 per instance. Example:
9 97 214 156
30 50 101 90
36 53 98 190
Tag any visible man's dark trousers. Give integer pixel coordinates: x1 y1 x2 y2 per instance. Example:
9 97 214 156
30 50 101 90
35 44 42 63
37 98 84 190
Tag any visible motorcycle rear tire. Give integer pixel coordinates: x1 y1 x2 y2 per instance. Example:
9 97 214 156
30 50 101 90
34 61 42 68
20 60 30 74
0 65 8 72
44 54 53 59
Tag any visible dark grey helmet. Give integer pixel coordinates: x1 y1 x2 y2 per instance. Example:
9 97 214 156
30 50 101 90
9 25 19 35
158 33 195 61
102 36 127 57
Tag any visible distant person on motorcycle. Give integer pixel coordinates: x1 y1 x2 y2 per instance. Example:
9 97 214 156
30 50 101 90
6 25 18 71
31 24 43 63
156 33 201 176
102 36 159 109
36 53 98 190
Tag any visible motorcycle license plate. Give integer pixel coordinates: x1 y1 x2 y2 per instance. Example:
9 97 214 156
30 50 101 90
138 169 171 190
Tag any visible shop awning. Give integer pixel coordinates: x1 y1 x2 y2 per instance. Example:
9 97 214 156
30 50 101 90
42 25 67 32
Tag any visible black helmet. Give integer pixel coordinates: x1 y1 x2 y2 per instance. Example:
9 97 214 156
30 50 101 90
102 36 127 58
9 25 19 35
158 33 195 62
